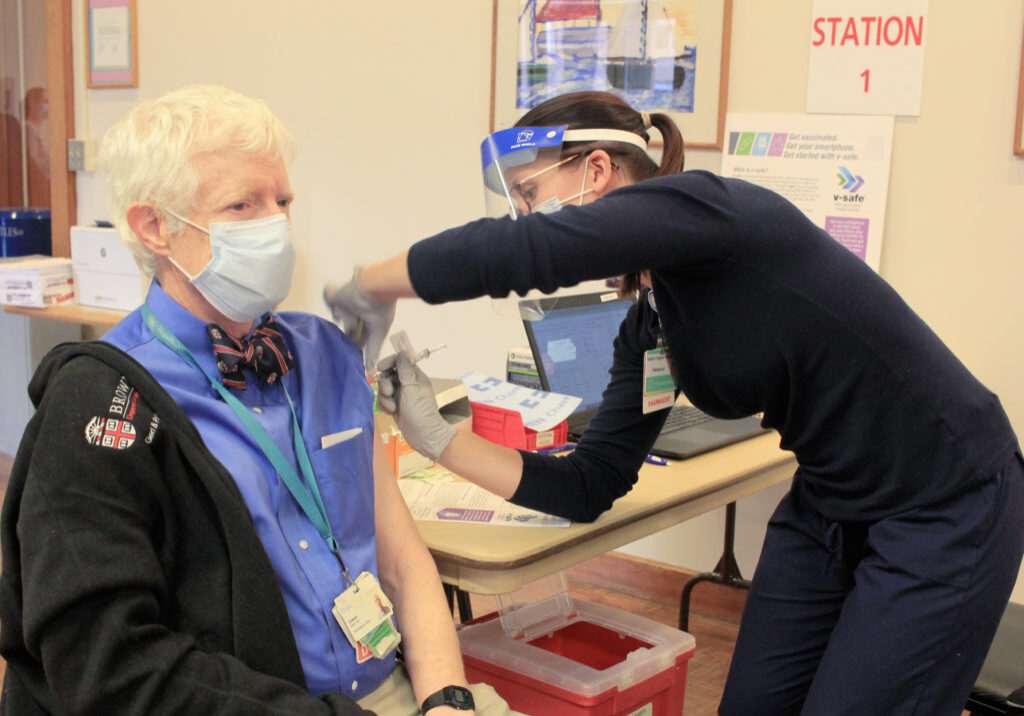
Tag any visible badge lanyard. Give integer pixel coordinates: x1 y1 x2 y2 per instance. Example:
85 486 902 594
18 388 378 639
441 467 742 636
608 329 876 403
141 304 353 585
642 288 677 414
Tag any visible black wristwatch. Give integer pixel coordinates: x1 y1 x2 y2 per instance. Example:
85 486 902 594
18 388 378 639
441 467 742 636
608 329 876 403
420 685 475 713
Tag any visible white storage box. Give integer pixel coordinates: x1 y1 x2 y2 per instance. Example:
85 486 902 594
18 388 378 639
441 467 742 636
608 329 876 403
0 255 74 307
70 226 147 310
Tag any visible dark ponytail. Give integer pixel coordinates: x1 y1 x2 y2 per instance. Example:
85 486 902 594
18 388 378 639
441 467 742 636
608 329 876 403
648 112 684 177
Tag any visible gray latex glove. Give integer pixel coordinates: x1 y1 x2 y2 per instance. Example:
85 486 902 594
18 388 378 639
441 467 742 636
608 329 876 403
323 268 396 372
376 352 456 461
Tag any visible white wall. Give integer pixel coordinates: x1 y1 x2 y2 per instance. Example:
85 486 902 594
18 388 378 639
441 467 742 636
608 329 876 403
69 1 1024 602
0 312 81 454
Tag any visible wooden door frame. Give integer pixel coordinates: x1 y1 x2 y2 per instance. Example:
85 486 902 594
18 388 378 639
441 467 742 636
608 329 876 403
44 0 76 259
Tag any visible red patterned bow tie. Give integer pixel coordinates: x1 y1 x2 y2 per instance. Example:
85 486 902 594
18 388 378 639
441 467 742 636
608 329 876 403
206 316 294 389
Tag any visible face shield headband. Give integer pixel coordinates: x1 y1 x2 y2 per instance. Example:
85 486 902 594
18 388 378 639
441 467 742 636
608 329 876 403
480 125 649 220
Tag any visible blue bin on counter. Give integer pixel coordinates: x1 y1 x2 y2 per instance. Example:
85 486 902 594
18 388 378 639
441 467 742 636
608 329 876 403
0 208 52 257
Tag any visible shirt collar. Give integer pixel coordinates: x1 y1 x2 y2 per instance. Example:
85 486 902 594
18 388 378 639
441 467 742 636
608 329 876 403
144 281 275 357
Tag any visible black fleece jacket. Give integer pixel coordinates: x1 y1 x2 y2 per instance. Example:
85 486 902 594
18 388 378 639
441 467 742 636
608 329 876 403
0 341 373 715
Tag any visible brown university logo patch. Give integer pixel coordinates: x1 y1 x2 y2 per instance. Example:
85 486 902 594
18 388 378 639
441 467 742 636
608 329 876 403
84 413 138 448
84 375 144 450
85 416 137 450
84 413 137 448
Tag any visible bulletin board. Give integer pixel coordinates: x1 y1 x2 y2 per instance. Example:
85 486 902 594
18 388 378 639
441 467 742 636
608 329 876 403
489 0 733 149
86 0 138 88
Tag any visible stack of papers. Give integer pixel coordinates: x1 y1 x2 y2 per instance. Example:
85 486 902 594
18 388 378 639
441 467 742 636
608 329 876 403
0 255 74 307
399 467 570 527
460 371 581 432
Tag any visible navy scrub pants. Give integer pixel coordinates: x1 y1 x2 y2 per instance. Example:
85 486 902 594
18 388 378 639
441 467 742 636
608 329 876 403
719 451 1024 716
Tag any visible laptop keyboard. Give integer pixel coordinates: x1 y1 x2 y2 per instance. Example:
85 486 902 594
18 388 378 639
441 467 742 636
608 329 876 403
662 405 715 430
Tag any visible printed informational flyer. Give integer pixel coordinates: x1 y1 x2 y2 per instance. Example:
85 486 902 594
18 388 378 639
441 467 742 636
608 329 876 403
720 113 894 272
399 468 570 527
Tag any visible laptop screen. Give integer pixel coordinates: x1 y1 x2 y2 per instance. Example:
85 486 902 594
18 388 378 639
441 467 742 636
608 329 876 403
521 292 634 418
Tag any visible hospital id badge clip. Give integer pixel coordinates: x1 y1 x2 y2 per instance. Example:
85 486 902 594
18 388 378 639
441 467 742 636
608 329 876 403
332 572 401 659
642 347 677 414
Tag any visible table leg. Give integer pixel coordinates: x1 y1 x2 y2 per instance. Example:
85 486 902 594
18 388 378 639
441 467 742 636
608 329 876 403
443 583 475 622
456 589 474 622
678 501 751 631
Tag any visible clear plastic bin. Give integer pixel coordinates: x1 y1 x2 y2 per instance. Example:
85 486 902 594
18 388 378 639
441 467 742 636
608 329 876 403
458 574 696 715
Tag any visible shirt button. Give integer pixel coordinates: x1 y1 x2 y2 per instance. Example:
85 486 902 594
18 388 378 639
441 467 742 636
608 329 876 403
252 407 262 414
298 540 309 550
351 680 358 692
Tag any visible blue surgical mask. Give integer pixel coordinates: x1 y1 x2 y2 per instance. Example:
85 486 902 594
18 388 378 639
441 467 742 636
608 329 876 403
531 195 567 215
164 210 296 322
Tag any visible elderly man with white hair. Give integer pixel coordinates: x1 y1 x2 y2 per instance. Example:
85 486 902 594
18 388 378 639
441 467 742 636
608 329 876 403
0 85 513 716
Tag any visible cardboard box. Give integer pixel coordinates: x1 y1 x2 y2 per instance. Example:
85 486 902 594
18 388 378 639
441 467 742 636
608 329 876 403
70 226 147 311
0 256 74 307
458 575 696 716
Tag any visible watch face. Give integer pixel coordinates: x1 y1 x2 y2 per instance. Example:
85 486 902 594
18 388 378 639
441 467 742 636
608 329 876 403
444 685 474 709
424 685 475 713
450 687 472 705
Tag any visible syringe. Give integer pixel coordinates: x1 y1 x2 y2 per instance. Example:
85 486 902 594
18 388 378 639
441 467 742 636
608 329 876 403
376 343 447 381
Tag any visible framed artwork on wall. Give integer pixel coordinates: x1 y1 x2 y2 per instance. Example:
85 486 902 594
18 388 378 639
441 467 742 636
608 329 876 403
489 0 733 150
86 0 138 89
1015 22 1024 156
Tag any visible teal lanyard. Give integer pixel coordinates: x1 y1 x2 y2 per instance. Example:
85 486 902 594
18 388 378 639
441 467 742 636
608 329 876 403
142 305 351 580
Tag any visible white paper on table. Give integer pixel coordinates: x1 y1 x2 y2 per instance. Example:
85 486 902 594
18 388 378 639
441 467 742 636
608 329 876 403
398 472 570 527
459 371 581 432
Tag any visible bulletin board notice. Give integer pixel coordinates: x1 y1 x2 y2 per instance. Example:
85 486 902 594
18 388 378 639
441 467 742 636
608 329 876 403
720 113 894 272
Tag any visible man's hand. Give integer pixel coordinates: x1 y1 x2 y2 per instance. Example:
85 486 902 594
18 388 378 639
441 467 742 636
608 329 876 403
376 353 456 461
323 268 396 372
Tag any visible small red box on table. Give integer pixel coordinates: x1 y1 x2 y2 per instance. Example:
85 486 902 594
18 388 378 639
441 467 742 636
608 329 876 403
469 400 568 451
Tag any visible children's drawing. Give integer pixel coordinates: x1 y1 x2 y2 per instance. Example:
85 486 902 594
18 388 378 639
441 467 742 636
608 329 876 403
516 0 699 113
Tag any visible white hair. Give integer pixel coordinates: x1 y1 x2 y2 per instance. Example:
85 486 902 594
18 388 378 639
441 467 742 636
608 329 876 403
98 85 295 277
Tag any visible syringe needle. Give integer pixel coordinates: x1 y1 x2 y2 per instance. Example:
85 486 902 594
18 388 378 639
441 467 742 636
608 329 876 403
377 343 447 380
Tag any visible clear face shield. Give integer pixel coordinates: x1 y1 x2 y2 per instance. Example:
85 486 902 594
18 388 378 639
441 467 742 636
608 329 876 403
480 125 650 321
481 126 570 221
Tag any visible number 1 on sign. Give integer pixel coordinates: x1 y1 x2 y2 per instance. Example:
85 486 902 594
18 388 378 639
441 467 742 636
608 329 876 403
860 69 870 93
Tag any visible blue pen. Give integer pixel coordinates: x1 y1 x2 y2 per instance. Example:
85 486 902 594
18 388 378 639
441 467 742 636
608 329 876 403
535 443 576 455
644 455 669 466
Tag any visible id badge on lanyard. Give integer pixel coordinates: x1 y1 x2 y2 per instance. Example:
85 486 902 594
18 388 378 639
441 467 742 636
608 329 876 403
643 346 677 414
642 289 677 414
333 571 401 662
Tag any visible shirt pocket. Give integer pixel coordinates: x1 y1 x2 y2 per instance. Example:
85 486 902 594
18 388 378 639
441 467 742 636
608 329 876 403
310 427 376 555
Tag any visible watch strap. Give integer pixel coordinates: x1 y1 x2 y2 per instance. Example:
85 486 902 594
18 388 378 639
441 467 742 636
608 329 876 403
420 684 475 713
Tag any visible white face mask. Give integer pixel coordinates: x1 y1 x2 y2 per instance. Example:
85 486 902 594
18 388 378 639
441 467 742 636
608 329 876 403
530 155 593 215
164 210 296 322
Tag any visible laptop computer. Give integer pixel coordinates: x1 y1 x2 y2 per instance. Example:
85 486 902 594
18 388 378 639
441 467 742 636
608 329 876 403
520 291 768 460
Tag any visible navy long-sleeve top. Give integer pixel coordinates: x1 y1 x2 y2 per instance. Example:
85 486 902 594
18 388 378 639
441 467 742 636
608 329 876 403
408 171 1018 523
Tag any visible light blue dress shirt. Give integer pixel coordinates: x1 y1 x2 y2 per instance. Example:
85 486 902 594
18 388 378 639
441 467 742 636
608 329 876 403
104 283 393 698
